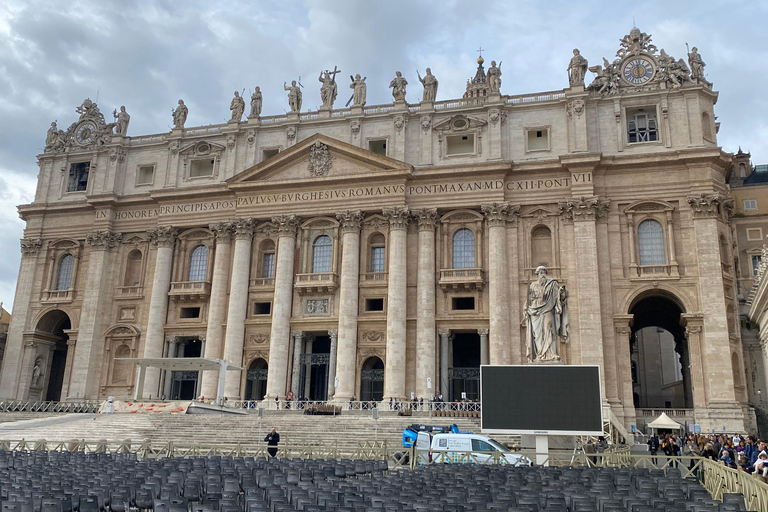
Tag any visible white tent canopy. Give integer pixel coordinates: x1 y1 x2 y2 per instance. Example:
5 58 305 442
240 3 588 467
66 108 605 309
646 412 683 430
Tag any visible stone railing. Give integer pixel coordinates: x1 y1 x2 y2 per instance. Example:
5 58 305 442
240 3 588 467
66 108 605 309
637 408 694 419
360 272 388 283
114 285 143 299
507 91 566 104
249 277 275 289
635 264 672 277
294 273 338 295
184 124 229 136
168 281 211 300
129 134 166 145
41 289 74 303
439 268 485 292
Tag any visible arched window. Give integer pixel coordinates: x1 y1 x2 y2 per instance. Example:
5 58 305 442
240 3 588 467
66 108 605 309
261 240 275 278
637 220 665 266
530 226 552 268
123 249 143 287
56 254 74 290
188 245 209 281
702 112 713 141
312 235 332 273
719 235 729 265
739 163 747 178
452 228 475 269
370 233 386 273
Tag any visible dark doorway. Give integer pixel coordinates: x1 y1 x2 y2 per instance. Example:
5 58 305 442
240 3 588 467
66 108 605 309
245 358 268 400
449 332 480 402
300 335 330 401
360 356 384 402
629 295 692 409
170 337 202 400
35 310 71 401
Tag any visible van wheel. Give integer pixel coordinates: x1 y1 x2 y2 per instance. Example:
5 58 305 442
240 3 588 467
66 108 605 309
394 451 409 464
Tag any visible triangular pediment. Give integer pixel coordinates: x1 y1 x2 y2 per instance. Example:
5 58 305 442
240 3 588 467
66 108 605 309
228 133 412 187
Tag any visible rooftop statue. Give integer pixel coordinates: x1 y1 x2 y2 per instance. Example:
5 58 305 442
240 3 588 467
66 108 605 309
229 91 245 123
417 68 438 102
389 71 408 101
284 80 302 112
349 74 367 107
688 47 706 82
172 99 188 129
568 49 588 86
487 60 502 93
249 87 263 118
113 106 130 135
319 67 340 109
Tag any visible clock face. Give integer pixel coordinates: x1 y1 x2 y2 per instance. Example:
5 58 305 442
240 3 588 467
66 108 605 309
75 121 97 145
622 57 655 85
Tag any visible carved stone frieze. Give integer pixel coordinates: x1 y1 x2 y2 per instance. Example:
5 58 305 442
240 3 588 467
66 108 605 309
393 114 408 133
336 210 364 234
383 206 410 230
286 126 297 141
148 226 179 248
687 193 726 219
350 119 361 137
305 299 329 315
308 141 333 177
488 109 507 126
412 208 438 231
246 130 255 147
247 333 270 346
558 197 610 222
360 331 386 344
565 99 585 118
109 148 126 162
272 215 299 237
86 230 122 251
420 116 431 132
20 238 43 257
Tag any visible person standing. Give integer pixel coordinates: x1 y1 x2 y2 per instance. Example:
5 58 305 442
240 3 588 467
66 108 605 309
264 427 280 458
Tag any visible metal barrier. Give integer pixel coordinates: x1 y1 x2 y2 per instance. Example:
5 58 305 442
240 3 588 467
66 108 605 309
0 400 101 413
230 399 481 413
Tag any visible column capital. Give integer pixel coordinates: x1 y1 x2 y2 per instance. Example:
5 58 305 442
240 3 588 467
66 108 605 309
336 210 363 234
20 238 43 257
558 196 609 223
438 328 451 337
481 202 520 227
412 208 438 231
272 215 299 237
383 206 410 231
328 329 338 338
477 328 489 336
687 192 729 219
232 218 256 240
86 230 122 251
291 330 303 339
209 221 235 243
148 226 179 248
165 336 179 344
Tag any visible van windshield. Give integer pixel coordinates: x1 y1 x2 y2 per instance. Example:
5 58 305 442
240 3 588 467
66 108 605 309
488 439 510 452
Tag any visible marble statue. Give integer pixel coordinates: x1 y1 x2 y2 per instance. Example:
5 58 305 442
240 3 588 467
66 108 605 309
688 47 705 81
319 67 340 109
45 122 59 148
284 80 302 112
249 87 263 118
31 357 43 388
487 61 502 92
350 74 367 106
417 68 438 102
389 71 408 101
114 106 130 135
568 49 588 86
588 58 619 95
172 99 188 129
525 266 569 362
229 91 245 122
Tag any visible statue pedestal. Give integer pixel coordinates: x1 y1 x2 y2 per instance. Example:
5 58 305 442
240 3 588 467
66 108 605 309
246 116 261 126
529 358 564 365
110 134 127 144
567 85 585 94
349 106 364 116
318 108 332 119
393 100 409 112
287 112 300 122
169 128 184 138
487 92 503 104
420 101 434 111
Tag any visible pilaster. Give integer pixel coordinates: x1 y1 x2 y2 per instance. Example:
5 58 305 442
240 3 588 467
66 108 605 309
327 329 338 398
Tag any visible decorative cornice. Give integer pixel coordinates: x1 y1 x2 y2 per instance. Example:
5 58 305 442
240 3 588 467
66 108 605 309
558 196 610 222
687 193 726 219
20 238 43 257
148 226 179 248
272 215 299 237
86 230 122 251
232 218 256 240
383 206 410 231
209 222 235 244
336 210 364 234
412 208 438 231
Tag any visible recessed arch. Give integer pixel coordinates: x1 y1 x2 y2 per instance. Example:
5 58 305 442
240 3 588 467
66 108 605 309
360 356 384 402
33 309 72 402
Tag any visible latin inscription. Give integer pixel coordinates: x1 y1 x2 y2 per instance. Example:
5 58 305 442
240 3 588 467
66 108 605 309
110 174 591 220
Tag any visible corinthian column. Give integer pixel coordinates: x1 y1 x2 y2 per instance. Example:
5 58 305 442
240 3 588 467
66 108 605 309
327 329 338 399
0 239 42 399
200 222 234 398
223 219 255 399
482 203 514 365
69 230 122 399
290 331 303 398
413 208 437 400
265 215 299 399
333 210 363 400
382 206 409 401
142 226 178 398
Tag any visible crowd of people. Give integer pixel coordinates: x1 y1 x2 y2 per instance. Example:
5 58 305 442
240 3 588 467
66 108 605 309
647 432 768 478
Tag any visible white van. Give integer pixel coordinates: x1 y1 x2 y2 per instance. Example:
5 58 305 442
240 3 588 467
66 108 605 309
416 432 530 466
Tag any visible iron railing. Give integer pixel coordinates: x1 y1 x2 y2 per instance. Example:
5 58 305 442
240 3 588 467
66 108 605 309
0 400 101 413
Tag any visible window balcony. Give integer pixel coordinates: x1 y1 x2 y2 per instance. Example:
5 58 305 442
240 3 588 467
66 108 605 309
168 281 211 302
359 272 388 287
249 277 275 291
294 272 338 296
41 289 74 304
439 268 485 292
114 285 144 300
629 264 678 280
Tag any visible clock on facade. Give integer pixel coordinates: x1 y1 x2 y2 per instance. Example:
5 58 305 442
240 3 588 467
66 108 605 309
622 57 655 85
75 121 97 145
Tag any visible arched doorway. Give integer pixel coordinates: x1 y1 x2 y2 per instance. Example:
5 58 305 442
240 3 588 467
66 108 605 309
360 357 384 402
629 295 692 409
245 358 268 400
300 334 330 400
449 332 480 402
33 310 71 401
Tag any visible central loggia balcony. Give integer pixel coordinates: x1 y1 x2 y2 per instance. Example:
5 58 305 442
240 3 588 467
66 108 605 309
168 281 211 302
294 272 338 296
439 268 485 292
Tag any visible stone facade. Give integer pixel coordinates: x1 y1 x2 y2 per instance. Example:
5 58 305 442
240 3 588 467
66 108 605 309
0 29 754 432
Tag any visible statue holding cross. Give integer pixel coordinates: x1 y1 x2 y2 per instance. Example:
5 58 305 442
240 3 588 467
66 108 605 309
319 66 340 109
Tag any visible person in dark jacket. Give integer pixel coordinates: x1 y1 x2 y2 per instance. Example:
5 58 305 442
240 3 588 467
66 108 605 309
264 427 280 458
647 435 660 465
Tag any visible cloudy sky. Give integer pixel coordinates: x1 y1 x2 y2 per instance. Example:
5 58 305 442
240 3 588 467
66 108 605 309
0 0 764 310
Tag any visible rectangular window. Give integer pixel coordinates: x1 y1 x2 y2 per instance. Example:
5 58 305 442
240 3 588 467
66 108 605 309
262 148 280 161
253 302 272 315
753 255 762 276
446 134 475 156
365 298 384 312
368 139 387 156
526 128 550 152
262 253 275 278
67 162 90 192
136 165 154 186
180 307 200 319
370 246 385 273
190 159 214 177
627 108 658 143
452 297 475 310
744 200 758 211
747 228 763 241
